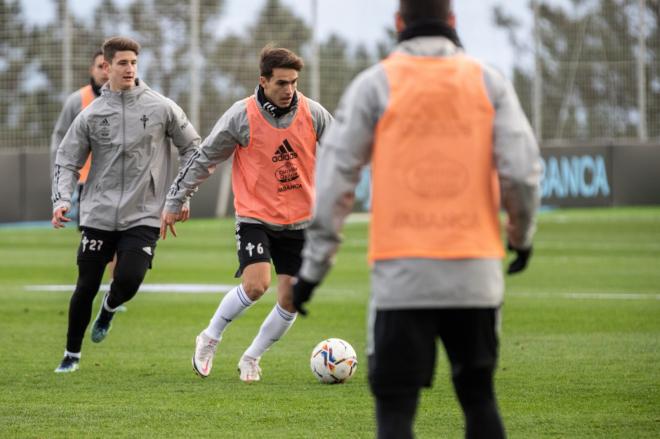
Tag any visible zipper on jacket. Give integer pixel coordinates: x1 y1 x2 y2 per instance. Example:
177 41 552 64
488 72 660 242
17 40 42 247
115 92 126 229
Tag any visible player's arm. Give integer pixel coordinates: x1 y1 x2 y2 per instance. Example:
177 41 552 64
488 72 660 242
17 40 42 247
294 66 387 314
163 100 202 228
307 99 334 143
484 65 541 273
161 101 245 239
51 113 91 229
166 99 202 173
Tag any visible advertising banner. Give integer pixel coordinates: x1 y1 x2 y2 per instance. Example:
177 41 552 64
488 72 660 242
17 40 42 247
540 146 613 207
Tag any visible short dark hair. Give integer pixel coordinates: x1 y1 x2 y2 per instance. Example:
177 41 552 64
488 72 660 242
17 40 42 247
91 49 103 65
102 36 140 63
259 46 304 78
399 0 450 24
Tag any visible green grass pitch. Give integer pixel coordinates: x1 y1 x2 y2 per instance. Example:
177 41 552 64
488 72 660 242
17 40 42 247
0 207 658 438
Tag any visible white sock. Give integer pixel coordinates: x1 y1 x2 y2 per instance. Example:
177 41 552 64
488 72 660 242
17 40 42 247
204 284 254 340
243 304 297 359
64 350 81 359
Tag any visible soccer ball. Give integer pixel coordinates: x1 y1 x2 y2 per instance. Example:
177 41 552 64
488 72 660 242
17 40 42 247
310 338 358 384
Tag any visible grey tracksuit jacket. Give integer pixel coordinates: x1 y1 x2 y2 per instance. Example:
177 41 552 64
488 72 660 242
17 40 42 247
165 88 333 230
299 36 542 310
52 80 201 231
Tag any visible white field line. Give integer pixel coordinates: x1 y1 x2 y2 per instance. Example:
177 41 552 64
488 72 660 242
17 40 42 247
508 291 660 301
24 284 235 294
346 212 370 223
23 285 660 300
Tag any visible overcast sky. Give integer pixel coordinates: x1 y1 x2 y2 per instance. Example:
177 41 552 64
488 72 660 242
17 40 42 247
21 0 535 76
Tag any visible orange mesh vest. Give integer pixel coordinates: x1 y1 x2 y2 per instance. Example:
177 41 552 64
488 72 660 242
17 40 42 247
232 94 317 224
78 84 96 183
369 53 504 262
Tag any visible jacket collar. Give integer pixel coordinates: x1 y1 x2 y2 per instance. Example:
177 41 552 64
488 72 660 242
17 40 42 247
393 36 463 58
398 20 462 47
90 77 103 97
101 78 147 105
254 85 298 118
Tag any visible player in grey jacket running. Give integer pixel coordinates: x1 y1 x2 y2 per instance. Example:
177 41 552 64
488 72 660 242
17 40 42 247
291 1 541 438
51 36 200 373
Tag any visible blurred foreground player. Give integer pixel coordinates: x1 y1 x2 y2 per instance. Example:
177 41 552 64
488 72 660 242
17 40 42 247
291 0 541 437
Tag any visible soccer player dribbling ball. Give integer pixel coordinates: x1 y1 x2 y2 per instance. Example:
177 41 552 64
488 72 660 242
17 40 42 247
161 46 333 383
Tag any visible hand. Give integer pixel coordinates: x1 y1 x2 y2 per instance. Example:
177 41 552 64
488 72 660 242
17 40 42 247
179 204 190 222
507 242 533 275
51 206 71 229
160 210 180 240
292 276 320 316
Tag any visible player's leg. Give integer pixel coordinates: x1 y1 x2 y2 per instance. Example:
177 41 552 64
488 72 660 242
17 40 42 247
55 228 117 372
103 253 126 312
239 229 303 382
90 226 158 343
237 273 295 382
203 224 272 338
375 393 419 439
368 306 437 439
106 253 117 281
193 223 271 378
439 308 505 439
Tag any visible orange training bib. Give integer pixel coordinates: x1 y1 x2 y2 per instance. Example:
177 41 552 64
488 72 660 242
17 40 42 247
232 94 317 224
369 53 504 262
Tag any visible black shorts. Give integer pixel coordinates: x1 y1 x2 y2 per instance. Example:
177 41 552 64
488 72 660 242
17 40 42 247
77 226 159 268
368 308 500 397
234 222 305 277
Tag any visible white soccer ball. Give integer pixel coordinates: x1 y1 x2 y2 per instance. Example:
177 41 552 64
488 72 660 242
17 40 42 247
310 338 358 384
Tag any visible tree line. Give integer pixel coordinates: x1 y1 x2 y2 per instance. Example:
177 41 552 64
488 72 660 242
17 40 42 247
495 0 659 141
0 0 394 150
2 0 656 150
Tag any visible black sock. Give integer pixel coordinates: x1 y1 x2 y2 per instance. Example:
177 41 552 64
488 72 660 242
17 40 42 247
375 392 419 439
97 299 115 325
453 367 506 439
465 400 505 439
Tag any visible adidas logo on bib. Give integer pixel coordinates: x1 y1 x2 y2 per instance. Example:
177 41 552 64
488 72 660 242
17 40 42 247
271 139 298 162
